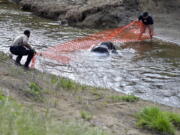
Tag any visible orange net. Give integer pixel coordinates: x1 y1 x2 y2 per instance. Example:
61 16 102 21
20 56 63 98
31 21 150 67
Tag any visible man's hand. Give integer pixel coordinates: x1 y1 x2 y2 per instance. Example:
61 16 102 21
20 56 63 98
32 48 36 54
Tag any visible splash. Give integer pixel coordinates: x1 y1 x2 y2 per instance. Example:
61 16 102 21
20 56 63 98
31 21 150 67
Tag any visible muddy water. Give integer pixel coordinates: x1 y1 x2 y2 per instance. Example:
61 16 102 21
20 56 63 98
1 2 180 108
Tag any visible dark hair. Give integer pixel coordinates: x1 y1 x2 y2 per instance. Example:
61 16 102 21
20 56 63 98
24 30 30 36
143 12 148 17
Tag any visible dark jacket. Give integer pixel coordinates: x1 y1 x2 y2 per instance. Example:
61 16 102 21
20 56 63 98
138 15 154 25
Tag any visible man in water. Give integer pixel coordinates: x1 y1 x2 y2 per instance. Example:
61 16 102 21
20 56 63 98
10 30 36 69
138 12 154 40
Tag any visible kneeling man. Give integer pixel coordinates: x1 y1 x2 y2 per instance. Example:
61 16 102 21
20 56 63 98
10 30 36 68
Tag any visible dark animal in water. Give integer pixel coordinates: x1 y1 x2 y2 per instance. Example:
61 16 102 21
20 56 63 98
91 42 117 54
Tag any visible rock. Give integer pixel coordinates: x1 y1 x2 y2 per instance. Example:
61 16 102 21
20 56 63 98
11 0 180 29
18 0 139 28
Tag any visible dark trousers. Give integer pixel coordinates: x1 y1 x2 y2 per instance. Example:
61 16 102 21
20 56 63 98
10 46 35 67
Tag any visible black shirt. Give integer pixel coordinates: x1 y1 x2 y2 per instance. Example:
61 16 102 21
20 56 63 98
138 15 154 25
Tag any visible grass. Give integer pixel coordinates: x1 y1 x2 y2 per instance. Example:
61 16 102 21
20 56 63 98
51 75 59 84
0 52 9 61
136 106 180 135
51 76 85 91
109 94 139 102
90 89 103 99
26 82 43 101
57 77 87 92
0 91 6 101
0 94 108 135
166 112 180 129
0 96 48 135
80 110 93 121
59 78 77 90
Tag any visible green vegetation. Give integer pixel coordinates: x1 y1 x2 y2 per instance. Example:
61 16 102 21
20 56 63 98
27 82 43 101
136 106 180 135
166 112 180 129
51 75 59 84
52 121 108 135
29 82 42 94
110 95 139 102
0 95 48 135
57 77 87 91
0 91 5 101
80 110 93 121
0 94 107 135
90 89 103 99
0 52 9 61
59 78 77 90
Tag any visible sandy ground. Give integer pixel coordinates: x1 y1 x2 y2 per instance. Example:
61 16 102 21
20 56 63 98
0 52 180 135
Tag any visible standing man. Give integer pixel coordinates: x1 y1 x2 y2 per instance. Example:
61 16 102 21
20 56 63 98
10 30 36 69
138 12 154 40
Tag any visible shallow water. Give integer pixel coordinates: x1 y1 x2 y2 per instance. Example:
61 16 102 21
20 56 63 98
1 2 180 108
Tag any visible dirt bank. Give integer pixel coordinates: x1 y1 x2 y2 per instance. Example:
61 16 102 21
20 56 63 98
0 52 180 135
9 0 179 44
18 0 133 28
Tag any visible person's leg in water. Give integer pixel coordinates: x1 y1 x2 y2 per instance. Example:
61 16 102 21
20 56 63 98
147 25 154 39
138 23 146 40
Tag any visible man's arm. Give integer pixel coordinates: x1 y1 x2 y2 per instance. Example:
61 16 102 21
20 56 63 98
23 43 33 50
24 43 36 54
22 36 33 49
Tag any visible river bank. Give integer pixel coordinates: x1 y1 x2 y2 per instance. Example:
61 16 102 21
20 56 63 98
0 52 180 135
8 0 180 44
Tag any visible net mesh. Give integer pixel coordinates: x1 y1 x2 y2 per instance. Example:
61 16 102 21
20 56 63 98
31 21 150 67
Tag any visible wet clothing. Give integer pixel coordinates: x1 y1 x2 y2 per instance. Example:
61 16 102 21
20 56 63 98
10 35 35 67
138 15 154 25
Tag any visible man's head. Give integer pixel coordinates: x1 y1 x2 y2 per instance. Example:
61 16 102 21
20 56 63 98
24 30 30 37
142 12 149 18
